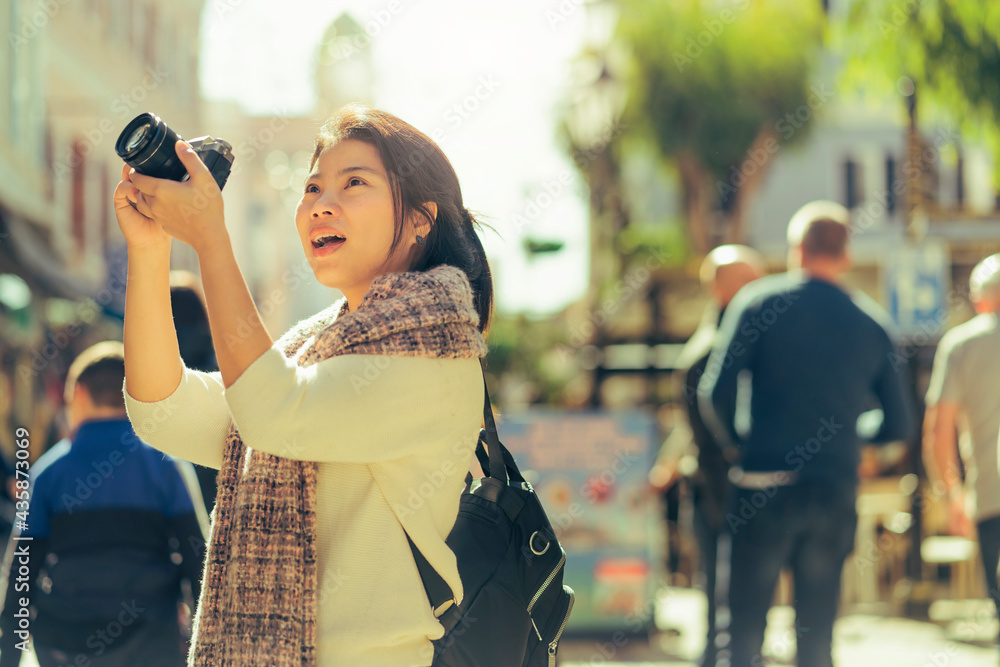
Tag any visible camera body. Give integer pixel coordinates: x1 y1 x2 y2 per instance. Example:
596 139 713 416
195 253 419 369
115 113 235 191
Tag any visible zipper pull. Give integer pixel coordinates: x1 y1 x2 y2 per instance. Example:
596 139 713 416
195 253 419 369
548 642 557 667
531 617 542 641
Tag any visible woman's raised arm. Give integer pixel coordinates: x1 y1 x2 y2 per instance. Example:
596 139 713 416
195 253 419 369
125 142 275 389
115 163 184 402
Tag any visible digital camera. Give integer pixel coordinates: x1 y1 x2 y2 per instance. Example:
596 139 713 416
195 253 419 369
115 113 234 191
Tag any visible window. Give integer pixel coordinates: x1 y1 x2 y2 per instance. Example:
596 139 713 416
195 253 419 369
956 150 965 209
844 158 862 210
8 0 19 143
885 156 897 215
72 140 87 252
44 119 54 199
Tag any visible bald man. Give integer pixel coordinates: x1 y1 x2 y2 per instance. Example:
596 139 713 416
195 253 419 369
923 254 1000 646
651 244 764 667
698 201 914 667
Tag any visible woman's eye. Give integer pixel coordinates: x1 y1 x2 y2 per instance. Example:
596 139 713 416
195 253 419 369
305 184 319 193
346 177 364 188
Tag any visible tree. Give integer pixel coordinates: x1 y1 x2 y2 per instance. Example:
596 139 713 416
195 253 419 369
841 0 1000 184
616 0 825 252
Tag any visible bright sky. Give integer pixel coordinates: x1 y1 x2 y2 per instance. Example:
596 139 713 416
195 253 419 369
199 0 592 316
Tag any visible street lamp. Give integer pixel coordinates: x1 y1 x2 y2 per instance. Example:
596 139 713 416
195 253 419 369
899 75 928 242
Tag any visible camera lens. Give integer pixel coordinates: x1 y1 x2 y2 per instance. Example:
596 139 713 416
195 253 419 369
125 125 149 152
115 113 187 183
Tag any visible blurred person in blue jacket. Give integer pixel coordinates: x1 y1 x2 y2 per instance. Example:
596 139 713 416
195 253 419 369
0 342 207 667
698 201 915 667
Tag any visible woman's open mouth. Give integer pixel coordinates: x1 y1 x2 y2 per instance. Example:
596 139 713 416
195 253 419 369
311 234 346 258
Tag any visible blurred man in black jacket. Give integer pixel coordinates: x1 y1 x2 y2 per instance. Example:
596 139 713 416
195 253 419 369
699 202 914 667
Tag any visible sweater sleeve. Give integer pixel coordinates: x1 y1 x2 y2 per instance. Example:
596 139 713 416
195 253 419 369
123 368 232 470
871 338 917 444
223 350 483 463
698 294 757 449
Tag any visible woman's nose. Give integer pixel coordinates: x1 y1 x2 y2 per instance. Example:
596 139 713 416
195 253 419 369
311 194 339 218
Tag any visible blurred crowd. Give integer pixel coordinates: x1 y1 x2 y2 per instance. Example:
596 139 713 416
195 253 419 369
651 201 1000 667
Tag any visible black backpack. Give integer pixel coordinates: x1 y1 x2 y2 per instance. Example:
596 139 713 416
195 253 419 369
405 358 575 666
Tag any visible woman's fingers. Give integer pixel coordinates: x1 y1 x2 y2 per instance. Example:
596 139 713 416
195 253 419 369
128 167 170 197
134 191 155 219
113 181 133 210
116 179 155 218
114 181 137 207
118 143 225 254
113 178 129 200
113 181 156 229
174 141 216 190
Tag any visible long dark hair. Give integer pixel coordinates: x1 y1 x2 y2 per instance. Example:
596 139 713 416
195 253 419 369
309 105 494 336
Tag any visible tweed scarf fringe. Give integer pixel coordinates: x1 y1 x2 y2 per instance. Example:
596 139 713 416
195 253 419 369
186 265 488 666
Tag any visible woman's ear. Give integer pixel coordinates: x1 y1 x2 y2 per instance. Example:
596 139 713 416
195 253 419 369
411 201 437 238
415 202 438 237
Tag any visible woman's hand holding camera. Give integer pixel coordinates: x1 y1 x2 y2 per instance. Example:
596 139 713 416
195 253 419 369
116 140 228 256
114 162 172 252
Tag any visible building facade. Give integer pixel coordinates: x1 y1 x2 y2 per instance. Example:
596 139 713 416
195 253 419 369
0 0 206 460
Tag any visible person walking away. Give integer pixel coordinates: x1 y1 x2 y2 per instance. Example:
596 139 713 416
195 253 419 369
697 201 915 667
923 253 1000 646
650 244 765 667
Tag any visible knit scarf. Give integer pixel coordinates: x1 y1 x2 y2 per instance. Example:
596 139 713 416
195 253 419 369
186 264 488 666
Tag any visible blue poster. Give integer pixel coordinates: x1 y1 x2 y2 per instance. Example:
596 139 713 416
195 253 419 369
498 408 662 633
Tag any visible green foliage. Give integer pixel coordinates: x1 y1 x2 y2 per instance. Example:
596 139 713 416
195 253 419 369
840 0 1000 182
522 238 566 256
617 0 826 182
614 221 690 267
485 312 578 406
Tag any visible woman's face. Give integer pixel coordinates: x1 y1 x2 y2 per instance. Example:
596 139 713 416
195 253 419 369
295 139 411 296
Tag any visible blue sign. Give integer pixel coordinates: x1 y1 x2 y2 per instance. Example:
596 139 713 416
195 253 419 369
497 409 662 634
883 240 950 337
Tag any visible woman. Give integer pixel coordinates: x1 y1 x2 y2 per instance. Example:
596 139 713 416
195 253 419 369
116 105 493 667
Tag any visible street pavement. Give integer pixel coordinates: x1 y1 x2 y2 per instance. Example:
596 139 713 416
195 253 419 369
559 589 1000 666
9 592 1000 666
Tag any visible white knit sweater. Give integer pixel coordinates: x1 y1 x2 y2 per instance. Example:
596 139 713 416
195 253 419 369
124 348 483 666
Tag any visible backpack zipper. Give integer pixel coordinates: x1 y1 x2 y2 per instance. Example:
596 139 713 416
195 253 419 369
548 589 575 666
459 502 497 523
526 549 566 614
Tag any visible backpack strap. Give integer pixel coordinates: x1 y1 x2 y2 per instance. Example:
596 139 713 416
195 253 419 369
404 530 462 633
405 357 501 633
479 358 508 484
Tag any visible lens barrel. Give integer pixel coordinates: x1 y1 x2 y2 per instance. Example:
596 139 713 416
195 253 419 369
115 113 187 182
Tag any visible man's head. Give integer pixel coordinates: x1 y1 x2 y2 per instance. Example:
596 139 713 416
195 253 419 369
699 244 767 307
786 200 852 279
64 341 127 432
970 254 1000 314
